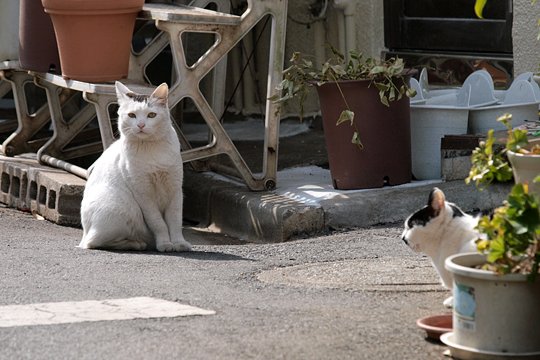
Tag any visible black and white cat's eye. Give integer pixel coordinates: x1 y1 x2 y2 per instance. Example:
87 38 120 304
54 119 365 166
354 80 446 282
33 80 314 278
148 112 157 118
128 113 136 118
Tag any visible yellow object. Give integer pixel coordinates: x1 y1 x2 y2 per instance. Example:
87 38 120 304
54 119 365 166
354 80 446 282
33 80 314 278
474 0 487 18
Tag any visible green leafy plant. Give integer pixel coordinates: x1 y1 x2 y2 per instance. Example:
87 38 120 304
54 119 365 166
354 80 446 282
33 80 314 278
468 114 540 280
466 113 540 188
475 183 540 280
271 47 416 148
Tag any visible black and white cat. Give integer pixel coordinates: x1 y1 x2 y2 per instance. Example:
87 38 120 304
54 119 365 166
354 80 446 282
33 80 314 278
401 188 478 294
79 82 192 252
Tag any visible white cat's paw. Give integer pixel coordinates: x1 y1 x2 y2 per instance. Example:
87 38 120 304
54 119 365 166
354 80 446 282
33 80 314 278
443 296 454 309
156 242 175 252
172 241 192 252
133 240 147 251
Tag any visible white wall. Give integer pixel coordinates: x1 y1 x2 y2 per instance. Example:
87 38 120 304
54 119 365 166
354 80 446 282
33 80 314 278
278 1 386 118
513 1 540 76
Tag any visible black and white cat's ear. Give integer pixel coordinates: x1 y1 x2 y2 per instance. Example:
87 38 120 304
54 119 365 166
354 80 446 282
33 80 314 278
115 81 132 103
427 187 446 217
150 83 168 106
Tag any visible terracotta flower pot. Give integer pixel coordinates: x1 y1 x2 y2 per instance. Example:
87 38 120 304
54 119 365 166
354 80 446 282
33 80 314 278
316 80 412 190
41 0 144 82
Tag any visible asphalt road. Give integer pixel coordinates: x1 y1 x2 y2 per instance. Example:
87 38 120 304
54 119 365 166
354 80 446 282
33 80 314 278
0 204 451 360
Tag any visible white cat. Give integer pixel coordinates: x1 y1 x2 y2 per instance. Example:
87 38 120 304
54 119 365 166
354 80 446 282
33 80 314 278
79 82 192 252
401 188 478 294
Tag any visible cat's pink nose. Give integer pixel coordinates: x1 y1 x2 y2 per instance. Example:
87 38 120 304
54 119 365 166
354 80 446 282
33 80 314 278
137 123 146 129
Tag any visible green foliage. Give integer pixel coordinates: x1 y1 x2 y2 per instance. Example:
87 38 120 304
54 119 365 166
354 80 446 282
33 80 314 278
466 114 529 188
466 128 514 188
468 113 540 279
271 47 415 148
475 183 540 280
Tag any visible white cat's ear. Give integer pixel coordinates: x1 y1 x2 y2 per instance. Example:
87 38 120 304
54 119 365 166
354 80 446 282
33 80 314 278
115 81 132 102
150 83 168 106
428 187 446 216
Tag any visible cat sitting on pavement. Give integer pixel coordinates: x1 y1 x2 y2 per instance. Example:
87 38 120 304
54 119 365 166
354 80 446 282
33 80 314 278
79 82 192 252
401 188 478 306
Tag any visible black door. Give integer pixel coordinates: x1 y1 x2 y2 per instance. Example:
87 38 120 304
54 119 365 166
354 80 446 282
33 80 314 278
384 0 513 54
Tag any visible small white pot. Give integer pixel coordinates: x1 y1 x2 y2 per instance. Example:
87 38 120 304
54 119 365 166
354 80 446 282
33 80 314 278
443 253 540 358
507 138 540 198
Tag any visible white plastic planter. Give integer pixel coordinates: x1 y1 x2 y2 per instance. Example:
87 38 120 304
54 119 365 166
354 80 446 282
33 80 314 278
413 69 498 106
410 71 492 180
442 253 540 359
410 106 469 180
0 0 20 61
410 69 540 180
468 76 540 134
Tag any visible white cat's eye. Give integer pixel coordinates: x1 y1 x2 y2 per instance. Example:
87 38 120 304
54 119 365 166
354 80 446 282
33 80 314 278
147 112 157 118
128 113 136 118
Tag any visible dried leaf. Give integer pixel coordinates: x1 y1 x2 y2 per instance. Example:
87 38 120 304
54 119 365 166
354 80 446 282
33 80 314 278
336 110 354 126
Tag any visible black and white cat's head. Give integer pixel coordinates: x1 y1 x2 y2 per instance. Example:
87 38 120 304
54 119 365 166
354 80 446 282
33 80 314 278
401 187 473 254
115 82 170 141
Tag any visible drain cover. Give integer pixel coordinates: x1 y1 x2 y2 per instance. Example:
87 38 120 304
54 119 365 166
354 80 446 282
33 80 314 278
257 258 444 292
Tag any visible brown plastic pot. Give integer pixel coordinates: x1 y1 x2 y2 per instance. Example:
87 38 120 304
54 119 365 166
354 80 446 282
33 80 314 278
19 0 61 72
316 80 412 190
41 0 144 82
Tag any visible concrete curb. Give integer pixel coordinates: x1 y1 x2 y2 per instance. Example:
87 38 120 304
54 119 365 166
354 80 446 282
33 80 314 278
183 168 512 243
183 171 326 242
1 157 512 242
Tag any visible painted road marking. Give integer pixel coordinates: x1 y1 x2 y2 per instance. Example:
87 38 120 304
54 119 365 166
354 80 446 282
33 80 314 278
0 297 215 328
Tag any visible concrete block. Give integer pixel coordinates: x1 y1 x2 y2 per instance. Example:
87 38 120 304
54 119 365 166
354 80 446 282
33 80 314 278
0 155 85 226
0 157 32 211
441 150 473 181
28 168 85 226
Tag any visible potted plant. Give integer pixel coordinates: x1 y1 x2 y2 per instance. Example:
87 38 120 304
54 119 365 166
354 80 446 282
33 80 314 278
272 48 416 190
41 0 144 82
441 113 540 357
466 113 540 196
442 183 540 357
